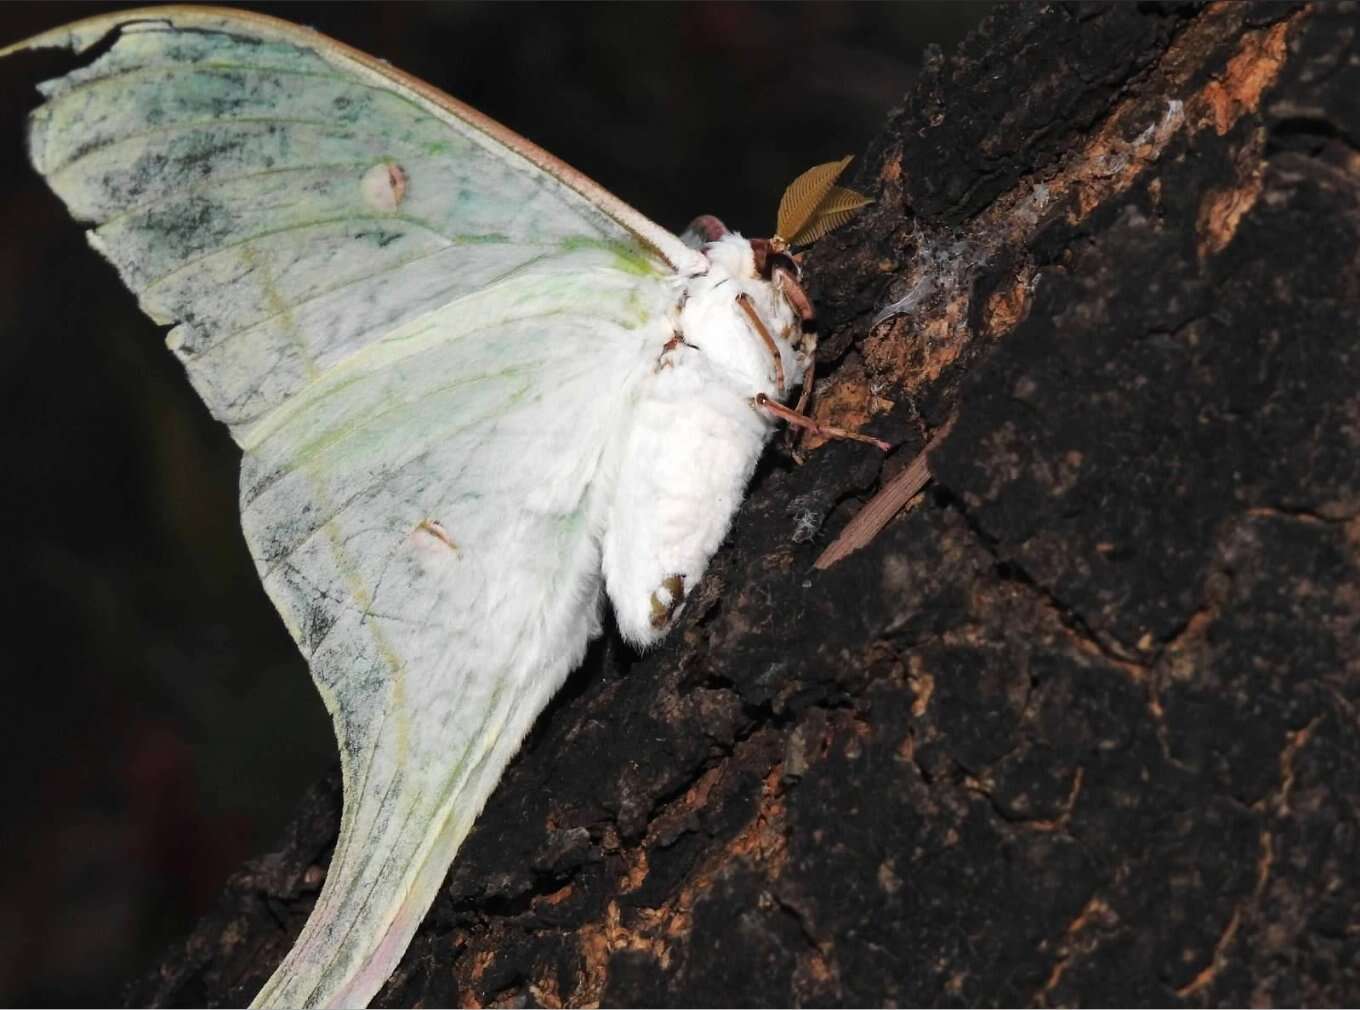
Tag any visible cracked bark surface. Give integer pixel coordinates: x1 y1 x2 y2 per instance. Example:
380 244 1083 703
128 3 1360 1007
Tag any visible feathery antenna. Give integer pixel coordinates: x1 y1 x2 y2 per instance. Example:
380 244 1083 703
774 155 872 249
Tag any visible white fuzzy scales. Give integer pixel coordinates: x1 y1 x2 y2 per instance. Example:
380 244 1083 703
605 233 806 646
5 8 809 1008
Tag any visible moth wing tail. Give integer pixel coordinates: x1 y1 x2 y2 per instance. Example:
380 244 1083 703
249 675 552 1009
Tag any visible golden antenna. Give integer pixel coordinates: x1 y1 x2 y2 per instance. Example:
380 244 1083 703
774 155 873 250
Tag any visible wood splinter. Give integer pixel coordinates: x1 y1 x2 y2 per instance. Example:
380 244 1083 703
813 416 957 570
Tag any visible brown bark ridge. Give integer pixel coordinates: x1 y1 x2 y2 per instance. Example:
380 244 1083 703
128 3 1360 1007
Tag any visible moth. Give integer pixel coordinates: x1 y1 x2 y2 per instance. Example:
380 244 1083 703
4 7 873 1007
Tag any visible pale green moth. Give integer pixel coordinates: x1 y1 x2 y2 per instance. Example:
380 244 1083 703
3 7 872 1006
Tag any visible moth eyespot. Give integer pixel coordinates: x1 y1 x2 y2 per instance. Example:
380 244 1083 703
361 161 408 212
647 574 687 630
414 518 458 553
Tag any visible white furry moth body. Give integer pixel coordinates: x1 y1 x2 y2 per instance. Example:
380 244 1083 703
3 7 867 1007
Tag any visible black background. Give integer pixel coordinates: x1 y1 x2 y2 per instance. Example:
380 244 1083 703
0 3 988 1004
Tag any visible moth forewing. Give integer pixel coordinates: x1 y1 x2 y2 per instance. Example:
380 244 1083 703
2 5 704 274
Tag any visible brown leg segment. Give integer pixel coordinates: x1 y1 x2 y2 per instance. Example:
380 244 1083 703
755 393 891 451
735 293 786 395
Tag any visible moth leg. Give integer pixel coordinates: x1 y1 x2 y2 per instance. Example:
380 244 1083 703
735 292 785 394
755 393 892 451
784 359 817 456
793 360 816 417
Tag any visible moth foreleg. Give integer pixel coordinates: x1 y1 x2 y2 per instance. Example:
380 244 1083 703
755 393 892 452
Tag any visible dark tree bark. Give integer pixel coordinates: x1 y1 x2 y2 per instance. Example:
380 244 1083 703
128 3 1360 1006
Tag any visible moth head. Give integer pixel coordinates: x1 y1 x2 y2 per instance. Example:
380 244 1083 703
751 240 815 338
753 156 873 354
677 232 806 400
678 173 874 397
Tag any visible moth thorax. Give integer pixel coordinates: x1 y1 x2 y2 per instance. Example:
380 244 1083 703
679 234 805 402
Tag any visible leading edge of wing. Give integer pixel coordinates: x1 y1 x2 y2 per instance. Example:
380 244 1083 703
1 5 707 276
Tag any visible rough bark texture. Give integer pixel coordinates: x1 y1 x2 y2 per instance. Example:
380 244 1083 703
128 3 1360 1007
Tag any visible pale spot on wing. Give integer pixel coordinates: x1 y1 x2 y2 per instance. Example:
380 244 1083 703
414 518 458 554
361 161 408 213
